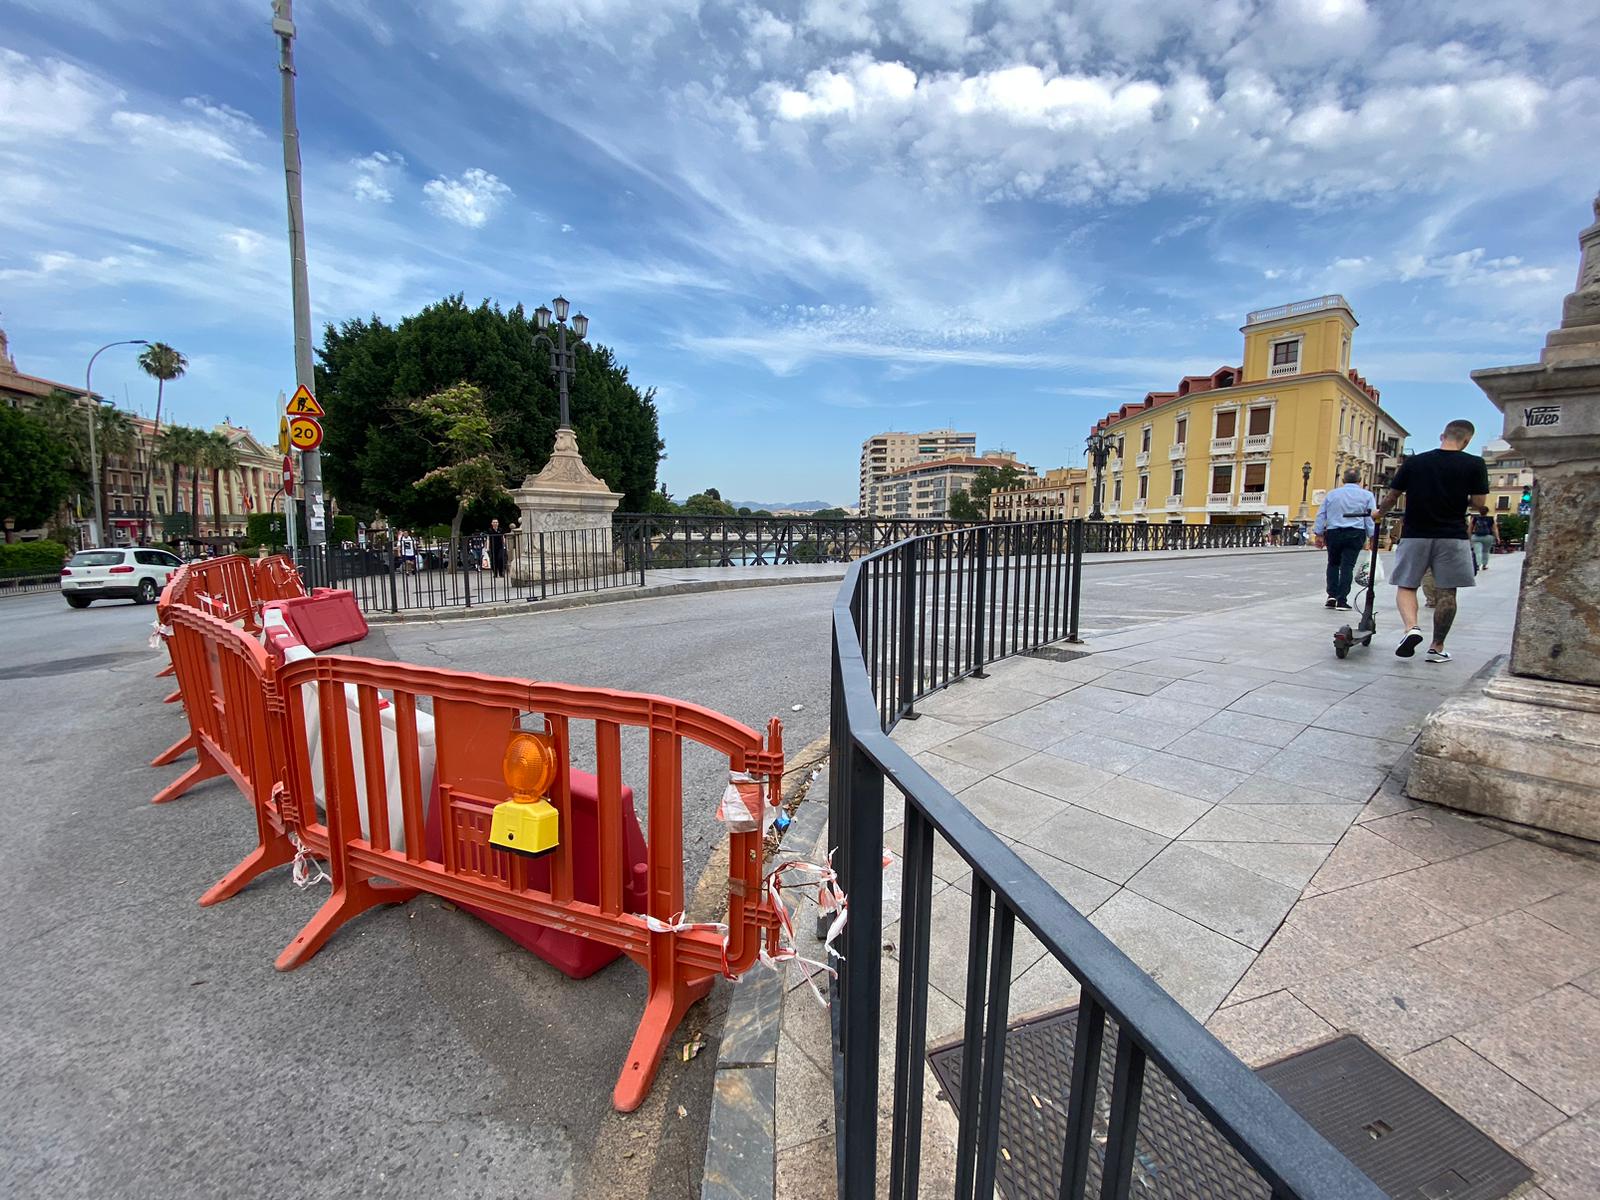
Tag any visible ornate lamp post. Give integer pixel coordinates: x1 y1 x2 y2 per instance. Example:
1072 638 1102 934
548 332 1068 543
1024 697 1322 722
84 339 149 547
1085 430 1114 521
532 295 589 429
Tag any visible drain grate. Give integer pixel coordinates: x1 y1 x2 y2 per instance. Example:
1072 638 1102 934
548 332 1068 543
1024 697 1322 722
927 1010 1531 1200
1024 646 1090 663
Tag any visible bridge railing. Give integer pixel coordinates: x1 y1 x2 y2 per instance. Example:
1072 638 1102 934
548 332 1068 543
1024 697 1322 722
612 513 984 569
1084 520 1271 553
828 518 1384 1200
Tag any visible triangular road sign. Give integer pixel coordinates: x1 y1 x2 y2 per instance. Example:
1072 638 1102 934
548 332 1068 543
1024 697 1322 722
285 384 324 417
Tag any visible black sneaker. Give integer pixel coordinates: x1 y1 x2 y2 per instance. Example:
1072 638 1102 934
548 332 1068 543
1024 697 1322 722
1334 601 1353 611
1325 597 1337 608
1396 628 1424 658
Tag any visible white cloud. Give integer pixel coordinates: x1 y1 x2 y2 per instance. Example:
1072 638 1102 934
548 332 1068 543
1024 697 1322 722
351 151 405 202
0 48 121 143
422 167 512 227
109 98 262 169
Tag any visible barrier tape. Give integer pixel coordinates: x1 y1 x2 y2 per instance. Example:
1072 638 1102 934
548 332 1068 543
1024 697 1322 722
762 855 851 1006
149 621 174 650
288 829 330 889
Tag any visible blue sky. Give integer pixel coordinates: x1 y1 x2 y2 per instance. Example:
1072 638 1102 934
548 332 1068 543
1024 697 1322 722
2 0 1597 506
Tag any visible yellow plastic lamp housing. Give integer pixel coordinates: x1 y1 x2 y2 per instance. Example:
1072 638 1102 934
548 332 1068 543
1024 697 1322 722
489 731 560 859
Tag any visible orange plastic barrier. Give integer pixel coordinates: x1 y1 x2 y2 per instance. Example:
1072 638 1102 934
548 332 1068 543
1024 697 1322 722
271 655 784 1111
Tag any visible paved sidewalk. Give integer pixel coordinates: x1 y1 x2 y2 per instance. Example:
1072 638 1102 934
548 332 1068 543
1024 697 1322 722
772 557 1600 1199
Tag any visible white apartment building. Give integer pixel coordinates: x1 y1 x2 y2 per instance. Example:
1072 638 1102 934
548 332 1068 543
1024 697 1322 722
859 429 977 512
874 453 1035 520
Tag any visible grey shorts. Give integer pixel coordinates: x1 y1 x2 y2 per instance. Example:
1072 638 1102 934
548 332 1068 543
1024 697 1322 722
1391 537 1476 589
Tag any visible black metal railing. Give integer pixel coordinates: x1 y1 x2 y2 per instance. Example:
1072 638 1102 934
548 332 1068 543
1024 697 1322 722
612 513 983 569
288 527 644 613
828 519 1383 1200
0 569 62 597
1083 520 1274 552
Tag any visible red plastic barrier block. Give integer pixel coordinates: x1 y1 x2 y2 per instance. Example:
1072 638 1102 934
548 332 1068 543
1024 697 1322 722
423 768 650 979
267 589 368 652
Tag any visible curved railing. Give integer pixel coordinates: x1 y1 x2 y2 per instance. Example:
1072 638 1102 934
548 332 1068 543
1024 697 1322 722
827 519 1383 1199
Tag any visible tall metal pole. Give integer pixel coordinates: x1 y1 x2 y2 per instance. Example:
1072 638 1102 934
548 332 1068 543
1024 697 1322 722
84 339 147 547
273 0 325 545
556 323 570 429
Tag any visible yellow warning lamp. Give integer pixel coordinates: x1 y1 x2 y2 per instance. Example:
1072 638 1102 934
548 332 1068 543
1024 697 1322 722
488 731 560 858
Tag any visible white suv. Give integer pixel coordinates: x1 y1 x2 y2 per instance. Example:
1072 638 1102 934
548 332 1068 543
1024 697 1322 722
61 547 183 608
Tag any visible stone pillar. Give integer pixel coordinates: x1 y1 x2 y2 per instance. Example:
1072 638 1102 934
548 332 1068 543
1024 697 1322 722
510 427 624 586
1408 192 1600 841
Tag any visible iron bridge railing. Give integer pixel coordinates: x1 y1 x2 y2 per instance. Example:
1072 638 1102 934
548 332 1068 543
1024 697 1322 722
1084 521 1273 553
612 513 984 569
828 518 1384 1200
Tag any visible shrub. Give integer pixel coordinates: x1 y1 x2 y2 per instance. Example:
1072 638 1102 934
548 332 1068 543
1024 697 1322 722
0 539 69 574
332 514 357 544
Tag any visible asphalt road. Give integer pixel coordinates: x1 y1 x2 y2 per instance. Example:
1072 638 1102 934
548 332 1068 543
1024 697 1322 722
0 551 1329 1199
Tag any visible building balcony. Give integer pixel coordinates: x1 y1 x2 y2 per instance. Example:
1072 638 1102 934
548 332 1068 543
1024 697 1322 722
1108 458 1122 473
1268 362 1299 378
1168 443 1186 460
1210 437 1237 456
1165 494 1183 510
1238 492 1267 510
1134 450 1150 468
1207 492 1233 510
1340 434 1354 453
1243 433 1272 453
1132 498 1148 513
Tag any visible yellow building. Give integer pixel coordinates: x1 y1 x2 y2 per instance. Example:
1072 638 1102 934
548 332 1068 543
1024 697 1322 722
990 467 1090 521
1483 445 1533 519
1089 295 1407 525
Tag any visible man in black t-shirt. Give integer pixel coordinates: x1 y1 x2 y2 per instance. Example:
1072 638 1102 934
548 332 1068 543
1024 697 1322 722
1375 420 1491 662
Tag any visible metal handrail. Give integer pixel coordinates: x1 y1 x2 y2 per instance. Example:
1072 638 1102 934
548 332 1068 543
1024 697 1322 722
828 519 1384 1200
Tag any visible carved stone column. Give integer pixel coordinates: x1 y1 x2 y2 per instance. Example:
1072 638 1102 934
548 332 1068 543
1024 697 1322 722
511 428 623 585
1409 192 1600 840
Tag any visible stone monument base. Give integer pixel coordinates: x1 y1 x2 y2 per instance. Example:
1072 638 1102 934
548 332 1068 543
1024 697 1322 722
1409 664 1600 843
510 427 626 588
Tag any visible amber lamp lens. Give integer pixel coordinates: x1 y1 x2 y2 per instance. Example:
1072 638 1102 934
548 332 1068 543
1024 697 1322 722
503 732 556 799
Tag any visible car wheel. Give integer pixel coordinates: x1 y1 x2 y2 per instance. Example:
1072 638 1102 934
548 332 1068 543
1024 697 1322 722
138 577 159 604
66 595 91 609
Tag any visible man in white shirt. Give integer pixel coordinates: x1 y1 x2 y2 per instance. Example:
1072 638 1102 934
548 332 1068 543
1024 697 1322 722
1312 469 1376 611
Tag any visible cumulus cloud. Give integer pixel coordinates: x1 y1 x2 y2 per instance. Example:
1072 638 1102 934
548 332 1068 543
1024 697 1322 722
0 48 121 142
422 167 512 227
351 151 405 202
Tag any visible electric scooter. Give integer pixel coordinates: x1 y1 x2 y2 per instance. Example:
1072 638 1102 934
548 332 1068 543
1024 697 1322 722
1333 535 1381 659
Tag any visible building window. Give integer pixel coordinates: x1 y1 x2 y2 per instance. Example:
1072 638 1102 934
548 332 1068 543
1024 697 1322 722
1138 473 1149 500
1174 416 1187 443
1171 468 1184 496
1116 435 1125 457
1341 335 1350 370
1270 338 1300 376
1113 479 1123 503
1497 496 1510 511
1140 427 1152 453
1211 464 1233 495
1247 406 1272 436
1214 409 1237 438
1243 463 1268 494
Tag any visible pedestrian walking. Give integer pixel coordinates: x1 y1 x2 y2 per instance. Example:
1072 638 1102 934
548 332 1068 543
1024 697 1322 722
1270 511 1286 546
1470 506 1497 572
1375 420 1491 662
1312 469 1376 610
488 517 508 577
397 528 417 575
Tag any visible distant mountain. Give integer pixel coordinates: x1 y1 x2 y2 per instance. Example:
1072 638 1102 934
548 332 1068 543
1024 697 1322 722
726 499 839 512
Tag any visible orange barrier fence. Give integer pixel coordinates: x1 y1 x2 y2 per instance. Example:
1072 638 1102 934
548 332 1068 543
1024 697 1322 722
150 557 791 1112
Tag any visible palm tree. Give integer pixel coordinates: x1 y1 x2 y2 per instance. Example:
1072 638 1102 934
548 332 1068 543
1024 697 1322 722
94 407 137 534
157 425 206 541
138 343 187 541
202 430 240 537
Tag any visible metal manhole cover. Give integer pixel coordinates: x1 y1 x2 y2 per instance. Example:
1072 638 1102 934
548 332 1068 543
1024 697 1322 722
927 1010 1531 1200
1024 646 1090 663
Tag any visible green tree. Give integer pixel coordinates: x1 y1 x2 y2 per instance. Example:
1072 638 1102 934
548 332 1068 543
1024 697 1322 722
202 430 240 536
157 425 210 537
410 381 509 566
812 507 848 520
0 407 74 534
137 342 187 536
948 489 982 520
967 465 1026 513
683 491 737 516
315 295 663 523
29 390 136 529
640 489 680 515
94 406 136 518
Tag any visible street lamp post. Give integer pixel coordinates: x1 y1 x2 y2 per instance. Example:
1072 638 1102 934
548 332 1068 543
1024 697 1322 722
1085 430 1114 522
532 296 589 429
85 339 149 547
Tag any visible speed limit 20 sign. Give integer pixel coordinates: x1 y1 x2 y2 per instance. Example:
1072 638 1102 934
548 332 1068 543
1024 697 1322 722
288 416 323 451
